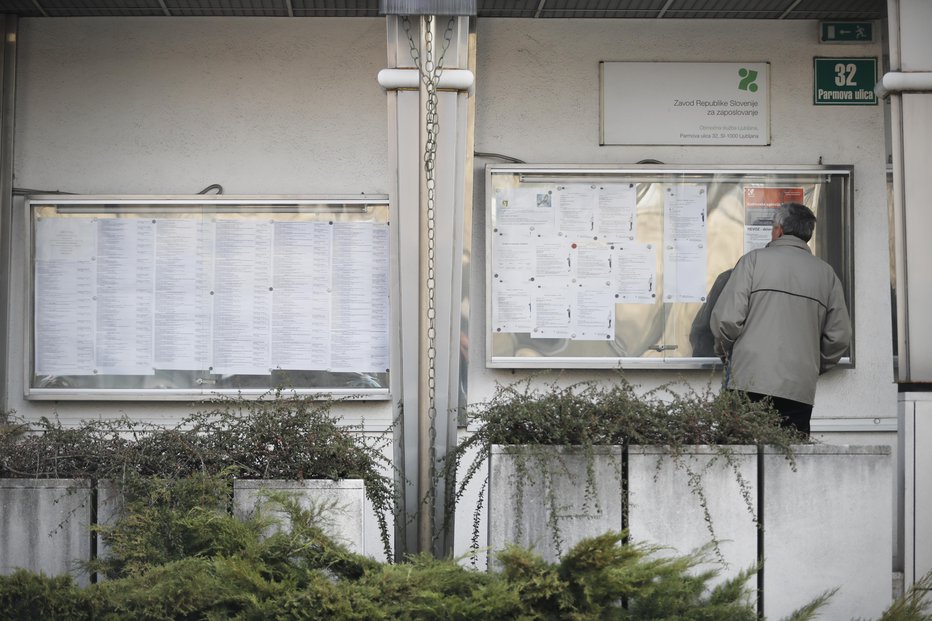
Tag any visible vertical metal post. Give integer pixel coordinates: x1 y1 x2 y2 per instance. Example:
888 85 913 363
0 16 17 414
382 9 474 558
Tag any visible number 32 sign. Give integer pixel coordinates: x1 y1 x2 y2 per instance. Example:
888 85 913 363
813 57 878 106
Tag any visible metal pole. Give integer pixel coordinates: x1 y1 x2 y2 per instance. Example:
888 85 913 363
0 16 17 414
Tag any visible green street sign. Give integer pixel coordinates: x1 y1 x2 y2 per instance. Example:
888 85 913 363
813 57 877 106
820 22 873 43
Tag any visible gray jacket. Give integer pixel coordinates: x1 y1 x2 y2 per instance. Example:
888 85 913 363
709 235 851 405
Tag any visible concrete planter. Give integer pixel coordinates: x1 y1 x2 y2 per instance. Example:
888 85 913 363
0 477 375 583
762 444 893 621
488 445 623 564
485 443 893 616
628 445 758 587
232 479 366 554
0 479 93 585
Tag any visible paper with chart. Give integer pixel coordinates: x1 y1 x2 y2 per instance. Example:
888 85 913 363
34 218 98 376
154 219 214 370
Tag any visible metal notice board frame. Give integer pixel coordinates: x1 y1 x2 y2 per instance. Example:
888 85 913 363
26 194 391 401
486 164 854 370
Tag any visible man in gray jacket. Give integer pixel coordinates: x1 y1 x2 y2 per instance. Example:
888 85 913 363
710 202 851 435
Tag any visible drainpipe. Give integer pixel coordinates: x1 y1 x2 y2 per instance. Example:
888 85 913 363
875 72 932 98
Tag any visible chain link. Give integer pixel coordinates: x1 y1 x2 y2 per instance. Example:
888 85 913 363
402 14 456 544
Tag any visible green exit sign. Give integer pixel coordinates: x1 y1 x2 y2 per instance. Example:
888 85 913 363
820 22 874 43
813 57 878 106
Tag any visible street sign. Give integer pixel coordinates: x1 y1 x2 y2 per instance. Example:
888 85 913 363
813 57 877 106
820 22 874 43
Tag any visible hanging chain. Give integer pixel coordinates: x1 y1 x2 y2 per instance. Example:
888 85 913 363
401 14 455 538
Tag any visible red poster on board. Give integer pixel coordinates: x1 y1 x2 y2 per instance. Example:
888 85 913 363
743 187 805 253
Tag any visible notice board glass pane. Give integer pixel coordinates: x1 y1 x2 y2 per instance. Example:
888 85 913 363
27 196 390 400
486 165 853 369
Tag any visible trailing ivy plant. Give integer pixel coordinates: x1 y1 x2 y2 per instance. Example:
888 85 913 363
442 376 809 564
0 391 397 559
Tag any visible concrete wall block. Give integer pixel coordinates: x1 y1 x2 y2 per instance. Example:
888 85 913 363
762 445 893 620
232 479 366 554
452 442 490 569
628 446 759 589
0 479 93 585
488 445 623 564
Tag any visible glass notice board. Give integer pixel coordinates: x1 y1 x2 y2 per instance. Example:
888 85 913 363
27 195 390 400
486 165 853 369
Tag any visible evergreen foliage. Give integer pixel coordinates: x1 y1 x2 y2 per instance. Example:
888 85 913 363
0 489 928 620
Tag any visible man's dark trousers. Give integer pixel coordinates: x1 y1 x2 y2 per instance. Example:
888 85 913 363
746 391 813 436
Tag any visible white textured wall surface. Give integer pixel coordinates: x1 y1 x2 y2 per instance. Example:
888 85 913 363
0 479 93 585
762 445 893 620
469 19 895 426
9 17 392 429
232 479 376 559
15 17 388 195
487 446 623 565
628 446 758 589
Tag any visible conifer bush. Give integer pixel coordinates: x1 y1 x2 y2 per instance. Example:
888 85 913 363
1 488 929 621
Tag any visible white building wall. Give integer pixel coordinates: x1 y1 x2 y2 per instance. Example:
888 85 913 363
8 17 393 428
469 19 895 430
9 18 895 428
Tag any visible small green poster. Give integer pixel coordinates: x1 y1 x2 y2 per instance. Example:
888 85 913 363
813 58 878 106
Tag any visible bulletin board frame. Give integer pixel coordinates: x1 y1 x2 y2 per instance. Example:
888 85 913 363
486 164 854 370
26 195 391 401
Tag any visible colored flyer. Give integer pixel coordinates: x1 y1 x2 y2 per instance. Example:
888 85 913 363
743 187 805 253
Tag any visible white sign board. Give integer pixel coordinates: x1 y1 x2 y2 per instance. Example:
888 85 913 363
600 62 770 146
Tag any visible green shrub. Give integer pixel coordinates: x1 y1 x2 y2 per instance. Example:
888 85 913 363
1 487 930 620
0 392 396 558
0 570 91 621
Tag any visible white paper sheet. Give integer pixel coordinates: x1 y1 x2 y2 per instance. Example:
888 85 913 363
554 185 597 236
664 184 707 241
573 241 613 286
533 287 573 339
535 238 573 281
34 218 97 376
95 219 156 375
744 225 773 254
596 184 638 241
664 239 708 303
492 229 535 282
573 286 615 341
663 185 708 302
154 220 213 370
330 223 390 373
495 187 556 233
211 219 273 375
271 221 332 371
612 242 657 304
492 282 534 333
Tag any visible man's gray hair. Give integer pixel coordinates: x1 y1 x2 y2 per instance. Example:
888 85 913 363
774 202 816 242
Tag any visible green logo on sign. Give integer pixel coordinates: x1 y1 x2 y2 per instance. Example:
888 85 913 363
738 67 759 92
